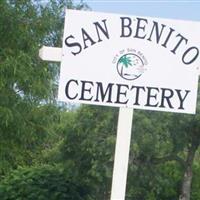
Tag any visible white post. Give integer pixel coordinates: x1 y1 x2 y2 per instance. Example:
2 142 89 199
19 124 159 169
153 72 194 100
39 46 62 62
111 107 133 200
39 46 134 200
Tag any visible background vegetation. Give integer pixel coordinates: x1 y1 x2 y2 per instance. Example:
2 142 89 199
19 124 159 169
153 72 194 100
0 0 199 199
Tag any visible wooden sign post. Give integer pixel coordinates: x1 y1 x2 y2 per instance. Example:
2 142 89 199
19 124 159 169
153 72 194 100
111 107 133 200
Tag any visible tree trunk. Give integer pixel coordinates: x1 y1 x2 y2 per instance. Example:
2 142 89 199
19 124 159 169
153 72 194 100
179 145 198 200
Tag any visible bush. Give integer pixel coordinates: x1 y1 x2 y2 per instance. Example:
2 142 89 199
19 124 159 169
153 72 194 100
0 165 92 200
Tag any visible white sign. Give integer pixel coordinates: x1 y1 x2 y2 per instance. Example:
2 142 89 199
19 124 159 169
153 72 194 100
58 10 200 114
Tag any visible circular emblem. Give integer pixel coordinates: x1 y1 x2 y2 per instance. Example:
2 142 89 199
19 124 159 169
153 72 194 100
117 53 146 80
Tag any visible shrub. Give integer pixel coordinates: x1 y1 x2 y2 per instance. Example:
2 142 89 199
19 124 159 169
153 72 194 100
0 165 92 200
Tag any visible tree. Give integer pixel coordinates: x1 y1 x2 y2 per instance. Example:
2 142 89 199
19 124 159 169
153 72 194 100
56 105 200 200
0 0 89 177
59 105 118 200
170 114 200 200
128 110 200 200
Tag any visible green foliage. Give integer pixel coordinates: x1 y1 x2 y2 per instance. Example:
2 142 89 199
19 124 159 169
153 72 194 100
0 165 92 200
55 106 200 199
0 104 60 176
191 162 200 200
0 0 55 176
128 161 182 200
58 105 118 199
0 0 89 177
128 110 200 199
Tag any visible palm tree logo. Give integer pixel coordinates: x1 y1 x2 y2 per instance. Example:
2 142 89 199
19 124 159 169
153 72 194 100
117 53 146 80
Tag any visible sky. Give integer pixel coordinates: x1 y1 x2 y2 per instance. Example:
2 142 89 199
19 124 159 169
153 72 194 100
84 0 200 21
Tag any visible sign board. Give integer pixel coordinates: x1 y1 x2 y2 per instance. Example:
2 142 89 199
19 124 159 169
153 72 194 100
58 10 200 114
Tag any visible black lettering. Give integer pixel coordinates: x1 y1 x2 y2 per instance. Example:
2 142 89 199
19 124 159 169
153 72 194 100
159 88 174 108
115 84 129 104
171 33 188 54
79 80 93 101
145 87 159 107
94 19 110 42
131 86 145 105
65 35 82 56
95 82 113 103
147 21 166 44
182 47 199 65
176 90 190 109
134 17 148 39
120 17 132 37
65 79 78 100
161 27 175 48
82 28 96 49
